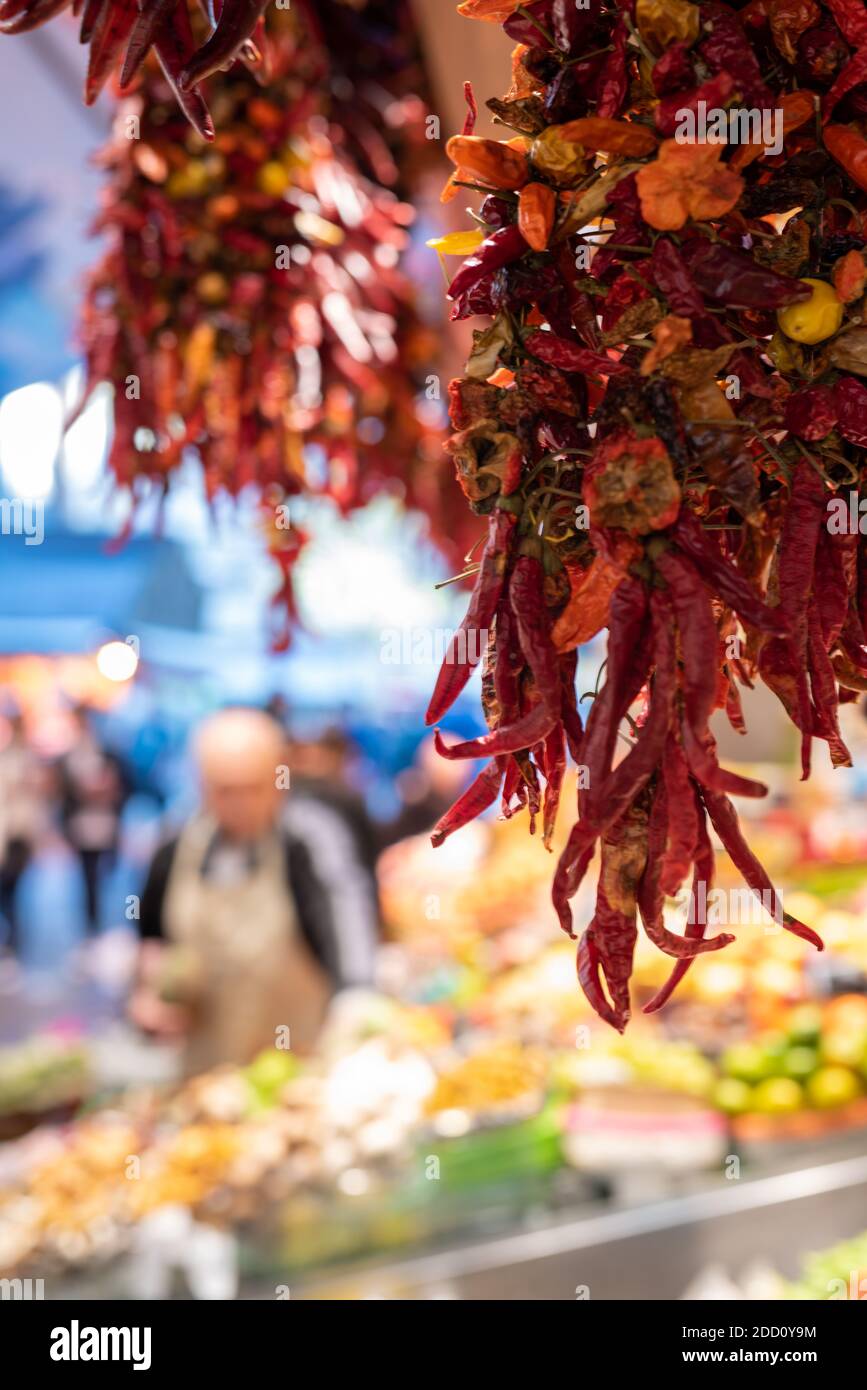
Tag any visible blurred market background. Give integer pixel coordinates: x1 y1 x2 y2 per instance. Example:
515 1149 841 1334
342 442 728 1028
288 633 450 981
0 3 867 1304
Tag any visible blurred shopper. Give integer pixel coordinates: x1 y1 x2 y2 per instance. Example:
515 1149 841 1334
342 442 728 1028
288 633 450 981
0 714 45 953
57 706 129 933
132 708 376 1072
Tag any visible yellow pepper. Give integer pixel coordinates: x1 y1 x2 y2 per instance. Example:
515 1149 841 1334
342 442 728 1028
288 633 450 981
426 229 486 255
529 124 590 186
777 278 844 344
636 0 701 53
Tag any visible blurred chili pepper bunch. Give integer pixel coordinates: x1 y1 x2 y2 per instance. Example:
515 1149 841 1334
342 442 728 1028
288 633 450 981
75 3 456 642
0 0 271 136
429 0 867 1028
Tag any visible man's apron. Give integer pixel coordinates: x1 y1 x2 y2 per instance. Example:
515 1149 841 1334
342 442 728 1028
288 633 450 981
162 817 332 1075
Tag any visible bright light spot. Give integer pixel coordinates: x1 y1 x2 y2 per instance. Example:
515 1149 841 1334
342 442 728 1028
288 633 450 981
435 1109 472 1138
64 385 110 489
96 641 139 682
0 383 62 498
337 1168 370 1197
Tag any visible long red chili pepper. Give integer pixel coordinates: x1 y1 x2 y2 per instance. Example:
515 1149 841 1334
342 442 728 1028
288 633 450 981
759 460 827 777
120 0 177 86
643 786 718 1013
435 551 562 758
701 785 824 951
179 0 267 87
153 1 215 141
430 756 507 848
672 511 789 636
637 778 734 959
524 329 633 378
658 733 699 897
425 509 516 726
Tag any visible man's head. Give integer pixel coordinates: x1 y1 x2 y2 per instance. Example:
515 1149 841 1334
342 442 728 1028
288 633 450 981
195 708 286 842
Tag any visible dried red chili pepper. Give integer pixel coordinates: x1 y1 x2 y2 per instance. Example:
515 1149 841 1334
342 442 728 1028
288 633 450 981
759 460 827 777
643 786 718 1012
784 384 838 440
1 0 270 129
680 241 813 310
651 41 694 95
824 51 867 120
653 71 736 138
595 17 629 117
426 509 516 725
824 124 867 193
637 776 735 958
523 329 633 377
701 785 824 950
834 376 867 446
656 545 768 798
447 225 529 305
582 798 647 1030
699 1 774 107
430 756 507 847
672 510 789 636
808 606 853 767
435 551 561 758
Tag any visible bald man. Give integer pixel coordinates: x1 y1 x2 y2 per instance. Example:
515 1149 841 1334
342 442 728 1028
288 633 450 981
134 708 377 1073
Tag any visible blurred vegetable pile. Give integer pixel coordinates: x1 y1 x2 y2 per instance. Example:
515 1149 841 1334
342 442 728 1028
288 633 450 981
74 2 467 644
428 0 867 1028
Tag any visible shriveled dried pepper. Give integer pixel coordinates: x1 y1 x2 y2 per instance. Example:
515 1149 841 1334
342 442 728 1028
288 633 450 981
517 182 557 251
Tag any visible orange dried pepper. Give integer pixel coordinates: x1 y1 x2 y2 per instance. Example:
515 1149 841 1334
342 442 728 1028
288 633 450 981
456 0 523 19
833 248 867 303
636 140 743 231
518 182 557 250
639 315 693 375
508 43 537 99
445 135 530 190
555 117 659 158
729 90 817 172
552 546 640 652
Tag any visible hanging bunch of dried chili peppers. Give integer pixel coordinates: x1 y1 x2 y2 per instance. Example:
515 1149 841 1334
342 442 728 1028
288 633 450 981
0 0 269 135
75 2 455 644
429 0 867 1029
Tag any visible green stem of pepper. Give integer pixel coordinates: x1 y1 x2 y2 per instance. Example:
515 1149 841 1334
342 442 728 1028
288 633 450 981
515 3 556 49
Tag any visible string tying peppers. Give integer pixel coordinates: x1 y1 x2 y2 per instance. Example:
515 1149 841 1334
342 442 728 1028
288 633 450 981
429 0 867 1029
